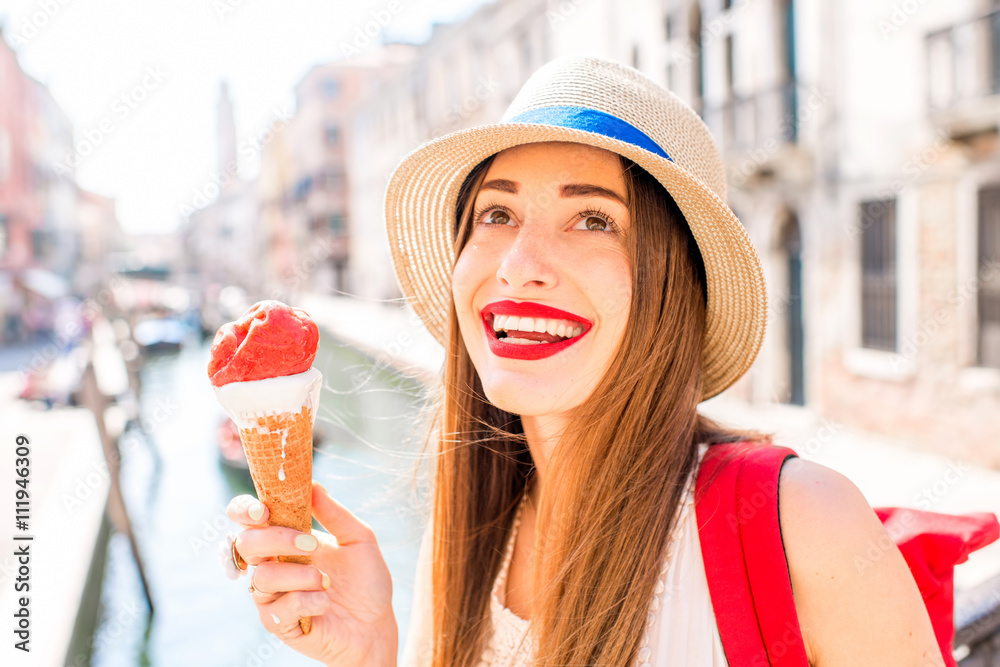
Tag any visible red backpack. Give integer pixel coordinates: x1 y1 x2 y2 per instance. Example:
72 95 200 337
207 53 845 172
694 441 999 666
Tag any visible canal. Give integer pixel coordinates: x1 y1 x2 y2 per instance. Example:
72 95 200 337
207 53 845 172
90 330 430 666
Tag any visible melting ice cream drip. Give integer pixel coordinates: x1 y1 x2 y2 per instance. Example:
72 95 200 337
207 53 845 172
212 367 321 483
278 428 288 481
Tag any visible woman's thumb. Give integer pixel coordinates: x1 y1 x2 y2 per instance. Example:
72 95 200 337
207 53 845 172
311 481 376 546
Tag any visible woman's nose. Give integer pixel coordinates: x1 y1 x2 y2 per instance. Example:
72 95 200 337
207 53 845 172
495 225 557 290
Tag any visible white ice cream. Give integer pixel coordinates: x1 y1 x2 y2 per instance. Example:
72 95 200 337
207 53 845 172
213 366 323 430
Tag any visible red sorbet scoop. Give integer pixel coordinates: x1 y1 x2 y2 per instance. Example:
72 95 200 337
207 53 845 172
208 300 319 387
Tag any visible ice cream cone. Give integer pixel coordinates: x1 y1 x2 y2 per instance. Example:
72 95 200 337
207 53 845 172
236 403 315 634
215 367 324 636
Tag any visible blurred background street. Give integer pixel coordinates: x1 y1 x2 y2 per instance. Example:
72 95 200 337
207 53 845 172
1 0 999 664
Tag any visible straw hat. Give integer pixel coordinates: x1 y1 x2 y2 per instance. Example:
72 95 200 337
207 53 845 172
384 56 767 402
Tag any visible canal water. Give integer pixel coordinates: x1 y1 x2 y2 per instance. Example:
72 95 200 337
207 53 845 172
90 332 431 666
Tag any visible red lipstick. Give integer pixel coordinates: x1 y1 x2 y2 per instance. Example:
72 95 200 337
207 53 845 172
479 300 592 361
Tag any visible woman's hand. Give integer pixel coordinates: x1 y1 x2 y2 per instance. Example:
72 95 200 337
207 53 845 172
227 481 398 667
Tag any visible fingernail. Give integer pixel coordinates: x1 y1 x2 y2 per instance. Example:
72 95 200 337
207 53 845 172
248 502 264 522
295 534 318 552
271 613 280 624
321 572 331 590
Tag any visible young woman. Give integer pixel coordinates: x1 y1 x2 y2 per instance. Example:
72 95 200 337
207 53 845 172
223 57 943 666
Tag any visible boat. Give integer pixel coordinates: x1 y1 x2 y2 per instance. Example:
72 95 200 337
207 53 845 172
133 317 187 354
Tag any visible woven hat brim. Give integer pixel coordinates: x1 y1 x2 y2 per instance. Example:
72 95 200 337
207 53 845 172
384 123 768 402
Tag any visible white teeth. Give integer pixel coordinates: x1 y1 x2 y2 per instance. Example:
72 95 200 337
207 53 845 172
501 337 544 345
491 314 584 336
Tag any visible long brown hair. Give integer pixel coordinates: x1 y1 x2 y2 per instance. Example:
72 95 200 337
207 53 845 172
425 144 772 665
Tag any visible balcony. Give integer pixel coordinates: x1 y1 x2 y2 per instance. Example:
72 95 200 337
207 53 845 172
927 9 1000 137
702 81 817 187
703 81 801 154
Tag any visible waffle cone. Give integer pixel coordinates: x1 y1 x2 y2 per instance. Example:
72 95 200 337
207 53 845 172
237 403 316 634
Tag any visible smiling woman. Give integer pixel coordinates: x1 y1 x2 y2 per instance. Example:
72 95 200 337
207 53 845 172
426 135 769 666
222 56 946 667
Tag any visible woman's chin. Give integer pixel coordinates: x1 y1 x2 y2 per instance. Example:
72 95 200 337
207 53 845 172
479 377 580 417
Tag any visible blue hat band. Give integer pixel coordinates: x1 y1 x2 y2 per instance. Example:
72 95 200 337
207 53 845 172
505 105 673 162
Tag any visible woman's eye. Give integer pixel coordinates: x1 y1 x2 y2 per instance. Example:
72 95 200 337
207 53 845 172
484 210 511 225
582 216 609 231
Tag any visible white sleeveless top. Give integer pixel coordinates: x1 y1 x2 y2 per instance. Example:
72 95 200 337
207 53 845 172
401 443 729 666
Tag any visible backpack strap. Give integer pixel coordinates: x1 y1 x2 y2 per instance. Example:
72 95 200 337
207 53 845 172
695 441 809 666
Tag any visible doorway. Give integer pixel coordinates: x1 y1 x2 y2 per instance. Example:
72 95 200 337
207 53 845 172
780 213 805 405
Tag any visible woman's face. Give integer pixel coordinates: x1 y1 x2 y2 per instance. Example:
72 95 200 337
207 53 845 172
451 141 633 417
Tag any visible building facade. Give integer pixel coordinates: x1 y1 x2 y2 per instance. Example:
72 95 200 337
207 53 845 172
0 28 84 343
346 0 560 303
247 50 414 304
625 0 1000 466
820 0 1000 466
251 0 1000 467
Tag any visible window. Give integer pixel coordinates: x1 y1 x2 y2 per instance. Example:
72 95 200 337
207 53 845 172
328 214 345 234
978 186 1000 367
293 175 312 201
332 258 347 293
690 4 704 113
779 0 797 81
325 124 339 146
32 229 48 260
725 35 735 98
664 11 675 90
519 31 533 79
991 10 1000 94
860 199 897 352
320 77 339 99
779 0 799 142
321 169 343 190
723 35 736 143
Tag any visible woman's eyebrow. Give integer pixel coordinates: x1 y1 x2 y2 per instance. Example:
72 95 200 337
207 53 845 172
480 178 519 194
478 179 627 207
560 183 627 207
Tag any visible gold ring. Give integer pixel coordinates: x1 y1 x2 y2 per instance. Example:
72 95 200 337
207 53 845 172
232 539 248 572
248 578 258 594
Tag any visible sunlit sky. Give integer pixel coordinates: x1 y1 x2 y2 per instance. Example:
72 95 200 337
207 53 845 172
0 0 488 234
